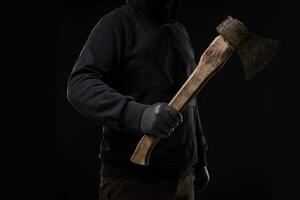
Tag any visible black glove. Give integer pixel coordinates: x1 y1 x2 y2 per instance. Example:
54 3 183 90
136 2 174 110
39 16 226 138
139 103 183 138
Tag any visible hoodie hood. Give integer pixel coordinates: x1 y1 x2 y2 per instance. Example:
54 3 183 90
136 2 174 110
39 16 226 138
126 0 182 24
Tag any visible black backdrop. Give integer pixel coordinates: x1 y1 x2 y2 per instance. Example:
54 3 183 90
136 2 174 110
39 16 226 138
48 1 296 200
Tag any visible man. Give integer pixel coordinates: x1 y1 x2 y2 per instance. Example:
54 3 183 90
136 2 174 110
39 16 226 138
67 0 209 199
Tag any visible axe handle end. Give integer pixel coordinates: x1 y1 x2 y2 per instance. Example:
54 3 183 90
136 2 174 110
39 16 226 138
130 135 161 166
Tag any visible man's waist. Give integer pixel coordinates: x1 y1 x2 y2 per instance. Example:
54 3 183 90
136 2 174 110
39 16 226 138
101 162 193 181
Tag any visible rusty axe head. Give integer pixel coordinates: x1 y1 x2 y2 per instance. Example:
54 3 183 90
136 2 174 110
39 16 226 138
217 16 280 80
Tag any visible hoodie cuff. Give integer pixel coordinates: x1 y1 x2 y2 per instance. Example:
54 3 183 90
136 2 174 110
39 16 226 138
120 100 148 133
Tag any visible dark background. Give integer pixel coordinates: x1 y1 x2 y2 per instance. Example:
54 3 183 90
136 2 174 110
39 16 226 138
45 1 297 200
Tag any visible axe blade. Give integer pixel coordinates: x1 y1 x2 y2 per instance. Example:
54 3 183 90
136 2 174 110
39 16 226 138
238 33 280 80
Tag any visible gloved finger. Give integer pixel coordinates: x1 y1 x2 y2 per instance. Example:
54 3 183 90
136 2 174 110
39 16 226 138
166 107 183 123
165 119 179 129
158 127 172 138
160 122 176 133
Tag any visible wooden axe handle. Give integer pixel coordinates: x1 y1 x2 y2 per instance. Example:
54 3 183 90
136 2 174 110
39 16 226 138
130 35 234 166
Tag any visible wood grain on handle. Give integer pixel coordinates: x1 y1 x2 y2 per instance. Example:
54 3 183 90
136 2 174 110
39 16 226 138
131 36 234 166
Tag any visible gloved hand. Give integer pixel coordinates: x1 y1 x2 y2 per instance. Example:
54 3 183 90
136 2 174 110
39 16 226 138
139 103 183 138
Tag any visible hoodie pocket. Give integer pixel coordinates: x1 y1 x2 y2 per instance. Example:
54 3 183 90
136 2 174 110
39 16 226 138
183 104 198 161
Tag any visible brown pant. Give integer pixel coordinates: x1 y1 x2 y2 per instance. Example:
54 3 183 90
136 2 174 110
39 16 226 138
99 175 195 200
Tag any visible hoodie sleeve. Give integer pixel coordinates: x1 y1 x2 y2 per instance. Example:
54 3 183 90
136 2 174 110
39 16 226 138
67 11 147 132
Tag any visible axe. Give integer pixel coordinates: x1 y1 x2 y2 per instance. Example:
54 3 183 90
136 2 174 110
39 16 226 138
131 16 279 166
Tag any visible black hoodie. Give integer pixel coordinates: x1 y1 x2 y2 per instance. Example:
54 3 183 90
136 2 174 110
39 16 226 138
67 0 208 180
